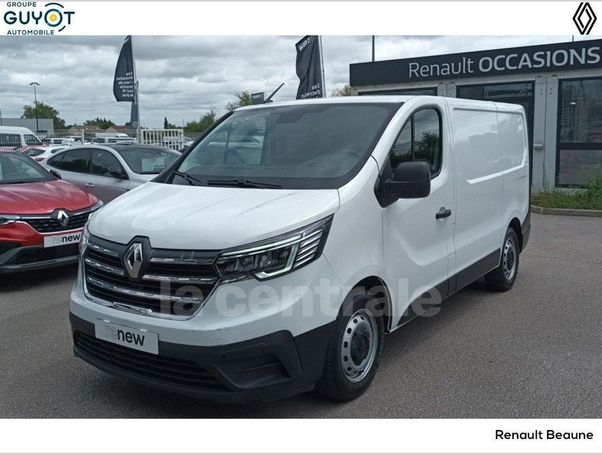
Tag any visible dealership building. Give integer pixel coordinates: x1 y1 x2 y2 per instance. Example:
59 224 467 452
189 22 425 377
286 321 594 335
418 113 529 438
350 39 602 191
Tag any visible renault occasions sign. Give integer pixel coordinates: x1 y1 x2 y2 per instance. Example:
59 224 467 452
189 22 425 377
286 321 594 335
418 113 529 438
350 39 602 85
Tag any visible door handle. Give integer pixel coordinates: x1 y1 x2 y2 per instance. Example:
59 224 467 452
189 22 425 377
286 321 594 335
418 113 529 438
85 183 95 188
436 207 452 219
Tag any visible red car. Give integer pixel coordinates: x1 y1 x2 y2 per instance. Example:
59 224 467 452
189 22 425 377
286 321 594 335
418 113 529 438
0 152 102 273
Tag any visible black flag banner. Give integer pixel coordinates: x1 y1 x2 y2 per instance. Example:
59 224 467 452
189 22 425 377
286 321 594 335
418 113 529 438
113 35 135 102
295 35 325 99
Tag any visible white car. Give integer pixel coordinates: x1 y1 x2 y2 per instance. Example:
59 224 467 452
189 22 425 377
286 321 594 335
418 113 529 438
24 145 68 162
46 137 82 146
70 96 530 403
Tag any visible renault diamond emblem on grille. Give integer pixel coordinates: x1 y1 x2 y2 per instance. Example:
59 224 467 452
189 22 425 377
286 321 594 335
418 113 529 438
54 210 70 227
123 243 144 279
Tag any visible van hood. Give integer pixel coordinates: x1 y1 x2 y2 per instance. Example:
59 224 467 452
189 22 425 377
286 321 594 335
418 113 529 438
89 182 340 249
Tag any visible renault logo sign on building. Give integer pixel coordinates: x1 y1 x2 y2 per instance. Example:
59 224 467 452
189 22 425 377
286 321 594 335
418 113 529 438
573 2 597 35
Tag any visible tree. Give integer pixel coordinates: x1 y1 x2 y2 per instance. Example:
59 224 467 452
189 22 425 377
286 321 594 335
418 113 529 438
83 117 116 129
184 110 216 133
163 117 177 129
225 91 254 111
332 85 354 97
21 102 66 130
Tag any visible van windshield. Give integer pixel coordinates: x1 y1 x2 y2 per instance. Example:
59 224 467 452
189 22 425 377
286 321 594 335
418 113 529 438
173 103 399 189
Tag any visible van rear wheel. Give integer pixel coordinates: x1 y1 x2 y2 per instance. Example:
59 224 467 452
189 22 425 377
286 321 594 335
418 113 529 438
485 227 520 292
317 288 384 402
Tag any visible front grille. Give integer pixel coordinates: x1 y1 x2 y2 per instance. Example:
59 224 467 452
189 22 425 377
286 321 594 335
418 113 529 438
74 332 225 390
10 244 78 265
84 236 219 318
23 210 92 233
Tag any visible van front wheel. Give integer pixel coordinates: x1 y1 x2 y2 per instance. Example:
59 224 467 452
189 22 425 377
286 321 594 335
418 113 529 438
317 289 384 401
485 227 520 292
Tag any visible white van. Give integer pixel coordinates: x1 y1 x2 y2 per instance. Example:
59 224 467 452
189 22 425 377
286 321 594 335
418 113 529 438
70 96 530 402
0 126 42 147
92 132 136 145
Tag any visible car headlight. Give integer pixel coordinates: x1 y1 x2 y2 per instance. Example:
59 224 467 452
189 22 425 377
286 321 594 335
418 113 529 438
216 215 333 281
89 200 104 212
0 215 21 226
79 225 90 254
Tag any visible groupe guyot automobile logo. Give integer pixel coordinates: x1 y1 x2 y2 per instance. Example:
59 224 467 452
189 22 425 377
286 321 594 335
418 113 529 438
3 1 75 35
573 2 597 35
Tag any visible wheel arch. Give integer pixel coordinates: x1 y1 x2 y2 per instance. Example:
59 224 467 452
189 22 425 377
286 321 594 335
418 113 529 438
509 217 523 251
351 275 394 333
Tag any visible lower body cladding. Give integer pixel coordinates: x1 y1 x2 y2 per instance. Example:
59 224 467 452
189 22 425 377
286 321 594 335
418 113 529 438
69 255 345 402
0 242 79 273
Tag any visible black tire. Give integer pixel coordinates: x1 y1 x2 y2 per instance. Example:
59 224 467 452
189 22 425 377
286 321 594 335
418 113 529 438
485 227 520 292
317 288 384 402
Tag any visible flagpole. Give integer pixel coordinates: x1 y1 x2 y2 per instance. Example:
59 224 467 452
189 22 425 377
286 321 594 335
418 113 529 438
130 36 140 140
318 36 326 98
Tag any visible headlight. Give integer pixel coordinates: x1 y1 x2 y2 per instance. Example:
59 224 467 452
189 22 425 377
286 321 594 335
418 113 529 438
89 200 104 212
216 215 333 281
79 225 90 254
0 215 20 226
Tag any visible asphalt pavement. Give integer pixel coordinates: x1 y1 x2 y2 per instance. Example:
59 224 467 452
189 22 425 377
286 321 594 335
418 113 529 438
1 213 601 418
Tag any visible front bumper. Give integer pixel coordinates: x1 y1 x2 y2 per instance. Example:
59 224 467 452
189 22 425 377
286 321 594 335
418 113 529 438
70 313 333 403
0 243 79 273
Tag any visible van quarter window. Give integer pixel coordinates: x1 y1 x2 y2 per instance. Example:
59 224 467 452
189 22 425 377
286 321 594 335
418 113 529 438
389 108 442 176
0 133 21 148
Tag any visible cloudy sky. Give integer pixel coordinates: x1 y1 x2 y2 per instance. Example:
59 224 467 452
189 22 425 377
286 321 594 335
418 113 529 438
0 35 592 128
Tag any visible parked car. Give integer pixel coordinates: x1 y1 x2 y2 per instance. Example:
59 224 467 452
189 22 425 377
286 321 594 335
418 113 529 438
45 137 82 146
91 133 136 145
0 152 102 273
24 145 68 162
70 96 530 403
0 126 43 148
43 144 179 202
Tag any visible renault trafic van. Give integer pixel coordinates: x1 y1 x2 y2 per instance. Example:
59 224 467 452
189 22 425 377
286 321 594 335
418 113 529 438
0 126 42 148
70 96 530 402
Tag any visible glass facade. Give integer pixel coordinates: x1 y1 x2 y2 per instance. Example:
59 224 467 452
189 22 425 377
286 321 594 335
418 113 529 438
557 77 602 187
457 82 533 101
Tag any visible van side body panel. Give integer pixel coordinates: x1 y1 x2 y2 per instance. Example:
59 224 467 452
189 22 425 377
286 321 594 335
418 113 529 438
447 101 506 277
495 103 531 251
323 158 389 312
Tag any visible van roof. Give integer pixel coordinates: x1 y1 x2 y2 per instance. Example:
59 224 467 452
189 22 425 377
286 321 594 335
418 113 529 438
236 95 525 114
0 126 38 134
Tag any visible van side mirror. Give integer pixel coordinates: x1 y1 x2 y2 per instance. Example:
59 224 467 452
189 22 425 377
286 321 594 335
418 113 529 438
385 161 431 199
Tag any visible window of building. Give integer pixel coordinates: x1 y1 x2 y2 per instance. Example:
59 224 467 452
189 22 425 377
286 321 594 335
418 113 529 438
557 77 602 187
389 108 442 176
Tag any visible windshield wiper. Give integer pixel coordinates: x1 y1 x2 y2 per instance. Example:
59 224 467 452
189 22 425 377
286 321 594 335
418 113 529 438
171 170 205 186
206 179 282 189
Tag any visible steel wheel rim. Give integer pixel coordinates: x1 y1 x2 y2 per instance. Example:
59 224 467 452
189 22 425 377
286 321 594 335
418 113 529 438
341 308 378 383
502 237 517 281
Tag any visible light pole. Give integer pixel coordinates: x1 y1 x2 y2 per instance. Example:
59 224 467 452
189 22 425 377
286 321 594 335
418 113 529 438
29 82 39 133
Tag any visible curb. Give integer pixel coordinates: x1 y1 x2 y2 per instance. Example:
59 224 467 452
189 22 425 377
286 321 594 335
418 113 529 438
531 205 602 218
